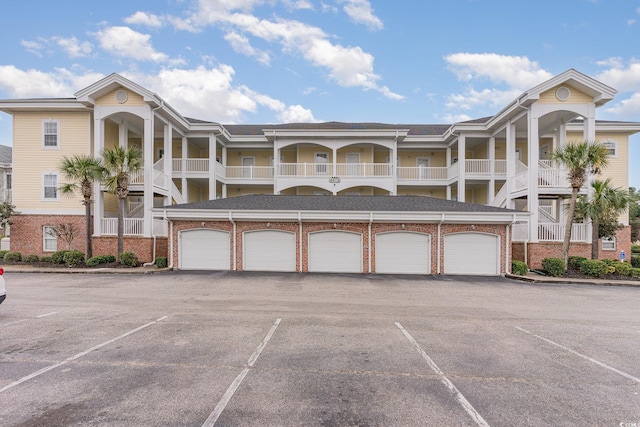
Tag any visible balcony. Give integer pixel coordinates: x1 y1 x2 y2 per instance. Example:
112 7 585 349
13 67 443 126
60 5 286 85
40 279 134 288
101 218 168 237
512 222 588 242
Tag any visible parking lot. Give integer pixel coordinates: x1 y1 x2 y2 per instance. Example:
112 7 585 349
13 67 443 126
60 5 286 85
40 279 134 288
1 271 639 426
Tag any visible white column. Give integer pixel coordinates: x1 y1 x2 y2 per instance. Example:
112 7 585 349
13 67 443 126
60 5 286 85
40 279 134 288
181 136 188 203
163 124 172 206
457 134 466 203
208 135 217 200
390 143 397 195
273 139 279 195
527 112 540 243
488 136 495 204
143 116 154 237
119 121 128 149
505 121 516 209
93 117 104 235
558 122 567 149
446 185 451 200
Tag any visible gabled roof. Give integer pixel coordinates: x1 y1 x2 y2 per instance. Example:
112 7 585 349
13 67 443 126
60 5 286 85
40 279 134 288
0 145 11 164
74 73 160 107
165 194 517 213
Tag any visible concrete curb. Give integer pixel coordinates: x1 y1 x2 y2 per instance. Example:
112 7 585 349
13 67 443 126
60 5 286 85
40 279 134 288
1 266 171 274
505 273 640 288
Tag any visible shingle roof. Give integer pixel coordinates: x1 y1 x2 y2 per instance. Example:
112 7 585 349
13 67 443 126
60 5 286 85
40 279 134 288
165 194 518 213
0 145 12 164
222 122 451 136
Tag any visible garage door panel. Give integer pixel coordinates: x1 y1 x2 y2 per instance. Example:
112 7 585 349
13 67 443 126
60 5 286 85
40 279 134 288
180 229 230 270
309 231 362 273
376 232 431 274
444 233 499 275
244 230 296 272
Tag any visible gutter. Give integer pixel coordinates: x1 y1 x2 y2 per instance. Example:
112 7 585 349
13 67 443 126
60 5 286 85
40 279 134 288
298 211 303 273
229 211 236 271
368 212 373 274
437 213 444 274
143 209 168 267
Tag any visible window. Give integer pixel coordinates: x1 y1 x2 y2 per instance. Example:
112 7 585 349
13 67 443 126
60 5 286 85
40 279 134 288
602 140 617 157
5 173 10 190
43 226 57 252
43 173 58 200
602 237 616 251
43 120 59 148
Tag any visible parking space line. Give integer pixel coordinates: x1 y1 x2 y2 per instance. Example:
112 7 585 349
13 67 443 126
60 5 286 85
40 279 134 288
515 327 640 384
0 316 168 393
395 322 490 427
36 312 58 318
202 318 282 427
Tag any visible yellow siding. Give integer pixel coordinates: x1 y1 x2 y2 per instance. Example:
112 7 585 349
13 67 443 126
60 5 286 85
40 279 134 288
95 88 146 106
280 150 297 163
187 182 205 203
539 85 594 104
473 185 488 205
104 192 119 216
397 150 446 167
297 147 331 163
226 150 273 166
227 186 272 196
397 188 447 198
373 150 393 163
336 149 373 163
104 121 118 149
13 112 91 213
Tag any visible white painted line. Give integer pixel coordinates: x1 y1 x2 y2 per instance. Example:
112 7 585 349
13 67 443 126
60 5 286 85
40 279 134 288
396 322 490 427
36 312 58 318
202 318 281 427
2 319 28 326
516 327 640 384
0 316 168 393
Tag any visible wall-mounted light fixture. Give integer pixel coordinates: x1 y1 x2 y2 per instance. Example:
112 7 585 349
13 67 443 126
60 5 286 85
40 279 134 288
201 222 205 227
266 222 271 228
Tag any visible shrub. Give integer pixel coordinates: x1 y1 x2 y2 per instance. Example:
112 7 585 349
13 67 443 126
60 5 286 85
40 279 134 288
3 251 21 263
63 250 85 267
119 252 138 267
580 260 609 278
630 268 640 278
511 260 528 276
567 256 587 271
155 256 168 269
0 250 8 260
50 250 70 264
542 257 565 277
632 255 640 268
631 243 640 254
40 256 53 263
614 262 632 276
23 254 39 263
86 254 116 267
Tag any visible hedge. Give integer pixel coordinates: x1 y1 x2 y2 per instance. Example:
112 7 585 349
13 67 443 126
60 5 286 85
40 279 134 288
542 257 565 277
579 260 609 278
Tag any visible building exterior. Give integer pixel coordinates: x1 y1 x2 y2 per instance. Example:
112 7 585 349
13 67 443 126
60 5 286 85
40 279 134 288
0 69 637 272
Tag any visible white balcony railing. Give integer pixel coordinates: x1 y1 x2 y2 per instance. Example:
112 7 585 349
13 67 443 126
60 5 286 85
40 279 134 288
172 158 210 173
334 163 393 177
397 167 448 181
101 218 144 236
512 222 589 243
226 166 274 179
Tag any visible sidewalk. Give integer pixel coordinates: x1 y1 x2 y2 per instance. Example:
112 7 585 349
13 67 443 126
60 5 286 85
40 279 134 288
506 272 640 287
1 264 167 274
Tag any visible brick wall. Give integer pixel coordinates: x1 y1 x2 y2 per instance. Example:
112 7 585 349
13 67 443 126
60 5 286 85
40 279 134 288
10 214 166 262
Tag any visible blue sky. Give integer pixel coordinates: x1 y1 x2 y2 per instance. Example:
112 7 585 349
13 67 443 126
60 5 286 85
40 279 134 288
0 0 639 186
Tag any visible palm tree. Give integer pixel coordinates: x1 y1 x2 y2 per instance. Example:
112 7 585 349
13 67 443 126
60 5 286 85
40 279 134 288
101 145 143 261
59 154 104 259
551 141 609 269
575 179 631 260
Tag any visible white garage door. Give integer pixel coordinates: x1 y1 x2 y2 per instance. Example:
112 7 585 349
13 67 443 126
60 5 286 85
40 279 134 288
444 232 500 275
375 232 431 274
308 231 362 273
179 229 230 270
243 230 296 272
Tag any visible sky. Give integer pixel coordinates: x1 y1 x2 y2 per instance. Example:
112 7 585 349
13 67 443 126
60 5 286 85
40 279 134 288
0 0 639 186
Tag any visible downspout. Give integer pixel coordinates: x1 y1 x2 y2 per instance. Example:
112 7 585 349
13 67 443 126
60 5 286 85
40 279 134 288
437 213 444 274
506 214 517 275
168 216 174 269
368 212 373 274
229 211 236 271
298 211 303 273
143 210 168 267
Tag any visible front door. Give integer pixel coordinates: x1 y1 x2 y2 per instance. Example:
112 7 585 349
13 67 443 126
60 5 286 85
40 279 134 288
315 152 329 175
242 157 255 178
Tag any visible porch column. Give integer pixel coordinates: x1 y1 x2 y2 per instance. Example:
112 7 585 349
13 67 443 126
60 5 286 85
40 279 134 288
163 124 172 206
558 122 567 149
93 117 104 235
390 144 396 195
143 115 154 237
118 121 128 149
208 135 217 200
273 139 279 195
527 112 540 243
181 136 188 203
446 185 451 201
488 136 495 204
457 134 466 203
505 122 516 209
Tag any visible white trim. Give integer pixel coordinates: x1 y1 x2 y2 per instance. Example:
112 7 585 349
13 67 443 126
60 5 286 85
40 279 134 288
601 236 616 251
42 119 60 149
43 225 57 252
42 172 59 201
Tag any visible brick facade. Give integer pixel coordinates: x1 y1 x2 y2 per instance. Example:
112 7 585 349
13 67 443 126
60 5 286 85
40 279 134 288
171 219 508 274
512 226 631 269
9 214 167 263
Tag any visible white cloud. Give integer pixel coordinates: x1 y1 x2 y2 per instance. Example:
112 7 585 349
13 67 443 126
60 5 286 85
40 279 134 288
54 37 92 58
596 58 640 92
94 26 184 64
281 0 314 10
278 104 318 122
438 113 473 123
628 19 636 26
339 0 383 30
21 40 45 57
124 11 165 28
224 32 271 65
604 92 640 118
0 66 103 98
176 2 402 99
446 87 520 111
444 53 552 90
